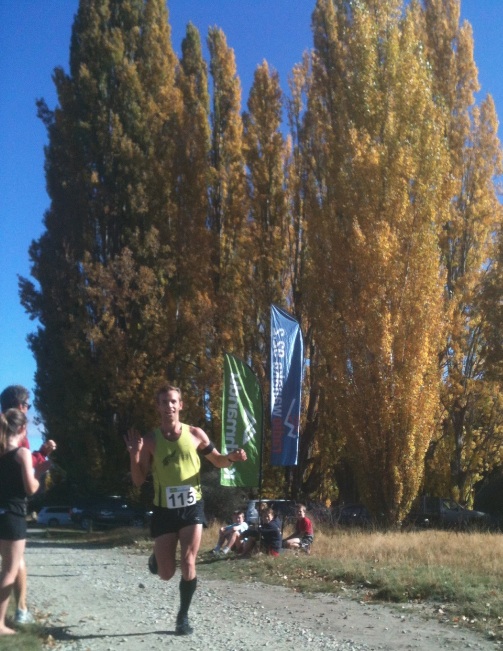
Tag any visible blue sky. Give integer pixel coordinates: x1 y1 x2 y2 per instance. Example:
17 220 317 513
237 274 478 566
0 1 502 451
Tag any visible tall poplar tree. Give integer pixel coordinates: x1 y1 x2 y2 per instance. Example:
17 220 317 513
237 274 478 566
20 0 182 492
168 22 214 423
422 0 503 503
206 28 249 432
282 54 337 500
242 61 293 494
306 0 450 524
242 62 289 369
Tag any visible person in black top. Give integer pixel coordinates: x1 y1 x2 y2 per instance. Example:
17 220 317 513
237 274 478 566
0 384 56 624
239 507 282 557
0 409 40 635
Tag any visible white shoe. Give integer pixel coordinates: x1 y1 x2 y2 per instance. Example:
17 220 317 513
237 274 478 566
15 608 35 624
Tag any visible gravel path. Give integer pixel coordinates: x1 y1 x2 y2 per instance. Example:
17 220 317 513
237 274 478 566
25 538 499 651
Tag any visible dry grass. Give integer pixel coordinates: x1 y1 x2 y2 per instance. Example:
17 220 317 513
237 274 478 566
312 527 503 577
197 521 503 641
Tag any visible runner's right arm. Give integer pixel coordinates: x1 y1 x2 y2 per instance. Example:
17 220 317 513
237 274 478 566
124 429 152 487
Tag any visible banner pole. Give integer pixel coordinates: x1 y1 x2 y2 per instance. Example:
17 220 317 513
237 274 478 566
257 386 265 550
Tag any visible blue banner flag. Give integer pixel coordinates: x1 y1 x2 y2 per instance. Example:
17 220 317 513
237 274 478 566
221 353 263 487
270 305 303 466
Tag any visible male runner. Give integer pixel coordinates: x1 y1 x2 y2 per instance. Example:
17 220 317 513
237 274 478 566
124 384 247 635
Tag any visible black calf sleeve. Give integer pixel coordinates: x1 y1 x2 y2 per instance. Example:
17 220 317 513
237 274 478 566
179 577 197 617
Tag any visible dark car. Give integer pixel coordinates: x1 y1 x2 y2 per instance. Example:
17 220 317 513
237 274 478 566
334 504 374 527
405 496 492 530
305 501 332 523
71 496 151 531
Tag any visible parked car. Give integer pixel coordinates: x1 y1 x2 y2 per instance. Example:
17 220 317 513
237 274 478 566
70 496 151 531
305 501 333 524
405 496 492 530
333 504 374 528
245 499 297 531
36 505 73 527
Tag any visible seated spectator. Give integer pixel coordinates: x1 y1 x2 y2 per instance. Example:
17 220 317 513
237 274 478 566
239 507 282 557
212 510 249 555
283 504 314 553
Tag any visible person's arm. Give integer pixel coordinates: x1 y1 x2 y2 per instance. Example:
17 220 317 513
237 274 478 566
300 517 313 535
32 449 53 470
28 439 55 477
191 426 247 467
16 447 40 496
261 521 278 544
33 456 52 478
124 429 153 487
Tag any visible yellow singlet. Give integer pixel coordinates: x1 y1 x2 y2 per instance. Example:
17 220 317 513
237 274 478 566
151 424 203 508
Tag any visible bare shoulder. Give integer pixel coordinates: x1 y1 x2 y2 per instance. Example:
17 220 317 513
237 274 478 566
188 425 210 448
16 447 32 464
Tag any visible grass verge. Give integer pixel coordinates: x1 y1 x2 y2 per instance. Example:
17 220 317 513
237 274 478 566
194 523 503 643
3 523 502 648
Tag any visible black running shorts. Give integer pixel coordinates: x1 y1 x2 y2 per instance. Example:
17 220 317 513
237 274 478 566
0 511 27 541
150 500 207 538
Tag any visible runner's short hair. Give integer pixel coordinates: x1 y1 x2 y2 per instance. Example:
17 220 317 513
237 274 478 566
0 385 29 412
155 384 182 403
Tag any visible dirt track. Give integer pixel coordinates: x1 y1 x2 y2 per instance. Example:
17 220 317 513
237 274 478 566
25 537 499 650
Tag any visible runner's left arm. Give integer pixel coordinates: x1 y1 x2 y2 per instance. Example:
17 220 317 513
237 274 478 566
191 426 247 468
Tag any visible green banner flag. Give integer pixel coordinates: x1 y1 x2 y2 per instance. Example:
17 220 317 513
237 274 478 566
220 353 263 487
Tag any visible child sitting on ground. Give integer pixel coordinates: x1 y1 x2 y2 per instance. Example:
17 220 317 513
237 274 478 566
212 510 249 555
282 504 314 553
239 507 282 557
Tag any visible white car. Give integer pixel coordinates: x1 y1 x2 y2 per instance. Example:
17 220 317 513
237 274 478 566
36 506 73 527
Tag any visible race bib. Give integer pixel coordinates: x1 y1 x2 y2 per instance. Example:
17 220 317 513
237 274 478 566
166 485 197 509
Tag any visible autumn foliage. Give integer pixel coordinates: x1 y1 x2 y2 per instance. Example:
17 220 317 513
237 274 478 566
20 0 502 524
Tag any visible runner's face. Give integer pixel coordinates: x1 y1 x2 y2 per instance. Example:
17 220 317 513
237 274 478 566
18 400 30 415
157 390 182 421
18 400 29 440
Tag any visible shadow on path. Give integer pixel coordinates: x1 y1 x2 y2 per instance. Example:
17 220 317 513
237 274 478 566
45 624 178 642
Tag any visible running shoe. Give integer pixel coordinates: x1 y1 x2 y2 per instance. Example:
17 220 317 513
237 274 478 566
175 613 193 635
148 552 158 575
15 608 35 624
